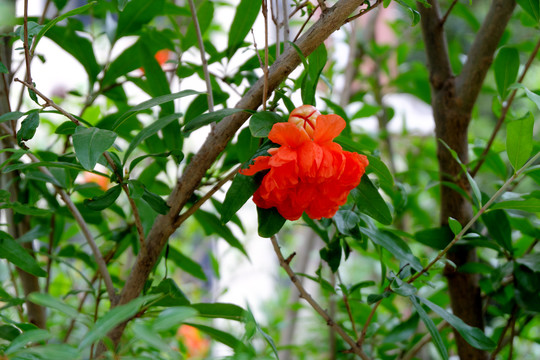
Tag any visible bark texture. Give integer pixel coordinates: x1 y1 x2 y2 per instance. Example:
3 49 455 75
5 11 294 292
100 0 371 352
418 0 516 358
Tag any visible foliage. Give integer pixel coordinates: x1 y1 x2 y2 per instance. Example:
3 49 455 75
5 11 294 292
0 0 539 359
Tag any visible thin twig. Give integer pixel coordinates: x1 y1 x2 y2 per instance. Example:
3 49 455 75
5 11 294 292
23 152 117 302
270 235 371 360
282 0 290 52
409 150 540 283
345 0 383 23
262 0 270 111
358 298 382 345
402 320 449 360
188 0 214 112
470 38 540 177
337 271 358 337
440 0 458 26
23 0 33 84
289 0 310 18
175 165 241 226
490 306 518 360
293 5 319 42
45 215 55 293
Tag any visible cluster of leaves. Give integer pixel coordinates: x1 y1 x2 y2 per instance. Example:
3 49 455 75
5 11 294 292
0 0 539 359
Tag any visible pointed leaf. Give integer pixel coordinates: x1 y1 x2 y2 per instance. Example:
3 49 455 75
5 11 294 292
491 198 540 212
194 210 247 255
410 296 449 360
6 329 51 354
352 175 393 225
257 206 286 238
506 112 534 171
186 323 241 350
482 209 512 253
141 188 170 215
28 293 81 319
0 236 47 277
249 111 282 137
221 174 258 224
73 126 117 170
494 47 519 99
17 110 40 142
448 217 462 236
227 0 262 57
84 185 122 211
190 303 246 322
183 108 248 134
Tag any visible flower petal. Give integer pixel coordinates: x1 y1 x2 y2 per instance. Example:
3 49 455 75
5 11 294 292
239 156 271 176
313 114 346 143
269 122 310 148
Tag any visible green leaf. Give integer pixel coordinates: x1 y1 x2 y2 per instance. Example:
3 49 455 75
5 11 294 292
351 175 393 225
359 227 423 272
6 329 51 354
79 296 157 349
506 112 534 171
257 206 286 238
141 188 170 215
185 323 242 350
221 174 258 224
84 184 122 211
365 155 394 188
448 217 462 236
149 278 190 307
494 47 520 99
115 0 165 40
227 0 262 57
17 110 40 143
249 111 282 137
301 44 327 106
190 303 246 322
419 297 496 350
516 253 540 272
34 2 96 51
517 0 540 23
55 121 77 135
152 307 198 332
491 198 540 212
390 277 418 297
0 111 24 123
334 209 360 235
112 90 199 131
167 247 207 281
194 210 247 255
183 108 248 134
0 237 47 277
395 0 421 25
28 293 81 320
124 113 182 163
0 61 7 74
482 209 512 253
73 126 117 170
409 296 449 360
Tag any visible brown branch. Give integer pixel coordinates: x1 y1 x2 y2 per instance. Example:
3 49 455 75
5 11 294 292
100 0 379 351
440 0 458 26
470 38 540 177
489 306 518 360
23 0 33 84
262 0 270 111
345 0 384 23
456 0 516 112
271 236 371 360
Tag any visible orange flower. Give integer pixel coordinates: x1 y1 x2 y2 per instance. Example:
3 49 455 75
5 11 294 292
240 106 369 220
81 171 109 191
176 325 210 358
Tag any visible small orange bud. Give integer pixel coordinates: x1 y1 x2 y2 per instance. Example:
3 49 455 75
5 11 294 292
288 104 321 137
82 172 109 191
154 49 170 66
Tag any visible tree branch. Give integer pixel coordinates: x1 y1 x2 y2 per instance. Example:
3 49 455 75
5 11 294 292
456 0 516 112
100 0 378 352
270 236 371 360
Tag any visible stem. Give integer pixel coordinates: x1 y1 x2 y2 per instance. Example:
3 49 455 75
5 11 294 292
409 151 540 283
337 271 358 337
23 0 33 84
270 235 371 360
262 0 269 111
440 0 458 26
282 0 289 52
470 38 540 177
402 320 449 360
345 0 384 24
187 0 214 112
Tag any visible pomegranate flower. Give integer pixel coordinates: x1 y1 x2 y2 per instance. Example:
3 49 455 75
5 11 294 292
240 105 369 220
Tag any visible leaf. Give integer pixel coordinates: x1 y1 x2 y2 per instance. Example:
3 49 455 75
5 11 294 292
491 198 540 212
365 155 394 189
141 188 170 215
152 307 198 332
190 303 246 321
249 111 282 137
395 0 421 25
17 110 40 143
79 295 157 349
112 90 199 131
115 0 165 40
301 44 327 106
409 296 449 360
194 210 247 256
221 174 258 224
73 126 117 170
183 108 248 134
448 217 462 236
506 112 534 171
390 277 418 297
419 297 496 350
84 185 122 211
517 0 540 23
34 2 96 51
0 111 24 123
28 293 80 319
0 236 47 277
55 121 77 134
359 227 423 272
257 206 286 238
0 61 7 73
482 209 512 253
6 329 51 354
149 279 190 307
227 0 262 57
124 113 182 163
334 209 360 235
516 253 540 272
167 247 207 281
185 323 242 350
351 175 393 225
494 47 520 99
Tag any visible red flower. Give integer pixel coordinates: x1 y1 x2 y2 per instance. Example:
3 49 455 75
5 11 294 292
240 106 369 220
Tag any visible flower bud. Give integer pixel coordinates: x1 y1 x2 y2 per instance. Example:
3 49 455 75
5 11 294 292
288 105 320 137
